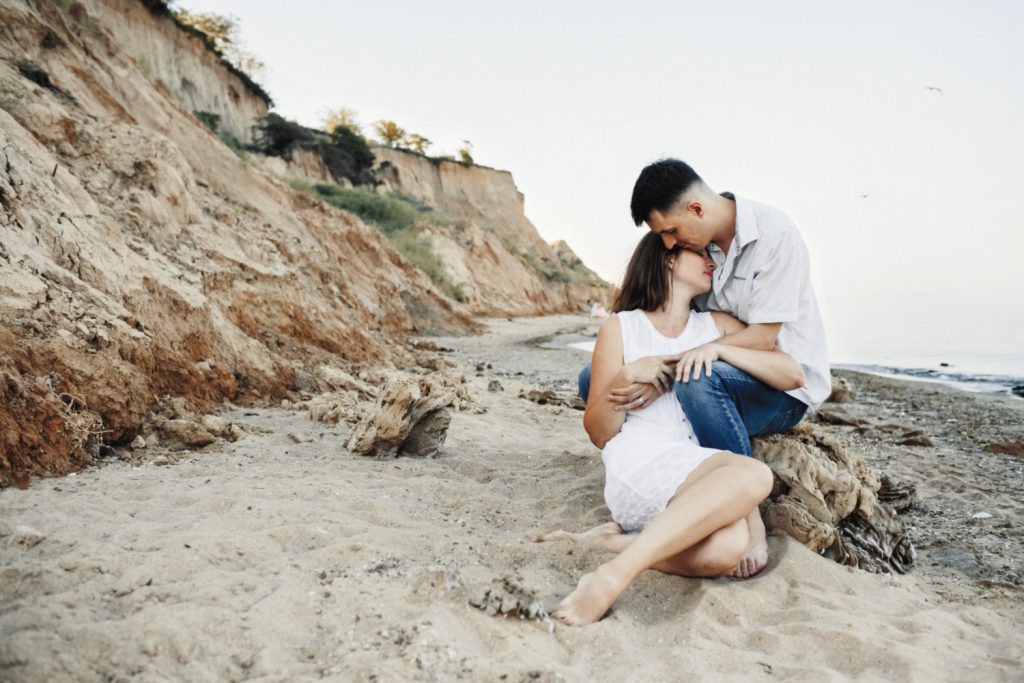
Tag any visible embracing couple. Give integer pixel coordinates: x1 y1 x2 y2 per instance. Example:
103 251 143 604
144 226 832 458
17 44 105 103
541 159 830 625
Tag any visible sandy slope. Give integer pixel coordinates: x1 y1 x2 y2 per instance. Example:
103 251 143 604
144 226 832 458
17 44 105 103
1 315 1022 682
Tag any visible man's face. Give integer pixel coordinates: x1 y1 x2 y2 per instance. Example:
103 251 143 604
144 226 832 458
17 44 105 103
646 201 707 251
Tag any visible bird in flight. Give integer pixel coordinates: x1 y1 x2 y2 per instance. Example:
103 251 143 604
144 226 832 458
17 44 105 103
922 86 944 95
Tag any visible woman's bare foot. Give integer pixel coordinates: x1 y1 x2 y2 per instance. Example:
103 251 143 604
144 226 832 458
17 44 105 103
551 567 628 626
534 521 623 547
731 511 769 578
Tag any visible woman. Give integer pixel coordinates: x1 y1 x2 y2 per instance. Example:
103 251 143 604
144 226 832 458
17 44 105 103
541 232 805 626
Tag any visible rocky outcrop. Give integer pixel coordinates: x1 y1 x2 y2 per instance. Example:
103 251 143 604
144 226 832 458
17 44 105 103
753 426 916 573
0 0 474 486
373 147 610 316
345 376 456 458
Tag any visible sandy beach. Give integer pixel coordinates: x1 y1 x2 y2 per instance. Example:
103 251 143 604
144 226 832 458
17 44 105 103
2 314 1022 682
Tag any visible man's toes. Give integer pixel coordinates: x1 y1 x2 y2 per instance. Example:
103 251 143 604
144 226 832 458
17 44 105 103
534 530 570 543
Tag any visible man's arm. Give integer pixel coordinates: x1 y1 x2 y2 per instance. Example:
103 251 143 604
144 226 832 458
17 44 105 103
715 322 781 351
710 311 781 351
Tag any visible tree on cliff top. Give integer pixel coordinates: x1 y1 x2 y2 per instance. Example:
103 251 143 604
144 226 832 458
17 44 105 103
404 133 432 155
322 107 362 136
458 140 474 164
171 7 265 81
374 120 406 148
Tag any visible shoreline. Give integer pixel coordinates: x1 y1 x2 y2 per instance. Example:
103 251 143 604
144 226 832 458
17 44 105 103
1 314 1022 681
555 334 1024 400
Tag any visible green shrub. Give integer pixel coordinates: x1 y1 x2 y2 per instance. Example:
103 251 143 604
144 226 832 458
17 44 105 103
193 110 220 132
250 113 314 157
316 127 375 186
251 114 375 185
305 183 438 234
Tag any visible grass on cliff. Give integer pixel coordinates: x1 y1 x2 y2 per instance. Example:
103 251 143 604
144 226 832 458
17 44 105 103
500 238 604 287
192 110 247 159
290 180 465 302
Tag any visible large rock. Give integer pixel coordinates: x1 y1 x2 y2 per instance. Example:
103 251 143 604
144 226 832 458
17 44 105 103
753 425 916 573
345 376 455 457
159 419 216 449
826 375 855 403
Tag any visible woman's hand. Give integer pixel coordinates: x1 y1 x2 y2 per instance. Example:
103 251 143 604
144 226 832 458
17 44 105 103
607 382 661 412
675 343 721 382
623 355 676 392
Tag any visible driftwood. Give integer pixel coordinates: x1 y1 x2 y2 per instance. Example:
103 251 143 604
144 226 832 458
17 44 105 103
345 376 455 458
752 425 916 574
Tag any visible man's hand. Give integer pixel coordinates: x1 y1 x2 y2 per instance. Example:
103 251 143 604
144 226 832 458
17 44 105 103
675 343 721 382
607 382 661 412
623 355 676 393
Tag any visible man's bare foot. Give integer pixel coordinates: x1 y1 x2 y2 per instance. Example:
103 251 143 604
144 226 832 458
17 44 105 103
551 567 627 626
731 511 769 578
534 521 623 547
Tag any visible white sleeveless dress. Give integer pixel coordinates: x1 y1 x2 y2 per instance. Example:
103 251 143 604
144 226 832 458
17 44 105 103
602 309 724 533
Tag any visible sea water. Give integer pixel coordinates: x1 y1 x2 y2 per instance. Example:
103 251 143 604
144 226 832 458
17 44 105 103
561 340 1023 398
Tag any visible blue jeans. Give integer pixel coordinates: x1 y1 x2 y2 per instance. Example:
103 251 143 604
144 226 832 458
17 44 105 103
577 361 806 456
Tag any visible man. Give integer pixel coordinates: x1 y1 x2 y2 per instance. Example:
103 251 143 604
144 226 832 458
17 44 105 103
579 158 830 577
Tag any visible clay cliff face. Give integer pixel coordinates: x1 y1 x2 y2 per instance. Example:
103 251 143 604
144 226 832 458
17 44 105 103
98 0 270 143
0 0 474 486
374 146 609 316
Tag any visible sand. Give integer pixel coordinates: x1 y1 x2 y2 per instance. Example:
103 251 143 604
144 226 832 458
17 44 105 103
2 315 1022 682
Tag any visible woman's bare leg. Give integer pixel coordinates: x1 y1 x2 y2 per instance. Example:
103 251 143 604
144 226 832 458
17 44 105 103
550 452 773 625
538 454 764 578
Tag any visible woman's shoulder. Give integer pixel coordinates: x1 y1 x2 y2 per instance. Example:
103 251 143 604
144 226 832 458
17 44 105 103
694 310 725 339
613 308 642 318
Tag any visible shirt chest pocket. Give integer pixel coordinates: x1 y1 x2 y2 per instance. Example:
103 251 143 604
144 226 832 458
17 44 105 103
725 269 759 320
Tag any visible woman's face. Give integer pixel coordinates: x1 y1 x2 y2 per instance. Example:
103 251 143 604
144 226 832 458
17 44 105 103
668 248 715 293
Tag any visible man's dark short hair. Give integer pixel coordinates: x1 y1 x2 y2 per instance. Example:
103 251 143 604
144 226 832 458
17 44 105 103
630 159 704 226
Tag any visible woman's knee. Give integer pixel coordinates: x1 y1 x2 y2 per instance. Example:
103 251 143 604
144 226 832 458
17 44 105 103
722 454 774 503
743 459 774 501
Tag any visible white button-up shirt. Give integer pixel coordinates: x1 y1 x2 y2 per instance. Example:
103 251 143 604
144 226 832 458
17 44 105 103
698 194 831 409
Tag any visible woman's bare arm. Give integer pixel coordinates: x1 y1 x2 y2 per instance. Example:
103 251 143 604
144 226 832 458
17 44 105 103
583 317 673 449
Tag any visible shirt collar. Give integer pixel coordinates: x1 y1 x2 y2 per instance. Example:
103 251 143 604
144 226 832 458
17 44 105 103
729 193 760 250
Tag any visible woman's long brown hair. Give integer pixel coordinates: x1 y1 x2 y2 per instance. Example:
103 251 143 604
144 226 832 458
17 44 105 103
611 232 681 313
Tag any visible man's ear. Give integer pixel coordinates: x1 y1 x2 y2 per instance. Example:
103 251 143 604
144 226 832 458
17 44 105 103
687 200 704 218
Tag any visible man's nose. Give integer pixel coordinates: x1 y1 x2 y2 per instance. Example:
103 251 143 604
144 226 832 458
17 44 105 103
661 234 677 249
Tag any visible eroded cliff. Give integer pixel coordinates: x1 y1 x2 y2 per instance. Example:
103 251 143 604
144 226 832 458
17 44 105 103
0 0 474 486
374 146 609 316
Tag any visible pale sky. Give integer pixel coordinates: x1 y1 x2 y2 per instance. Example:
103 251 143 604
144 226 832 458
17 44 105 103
182 0 1023 366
